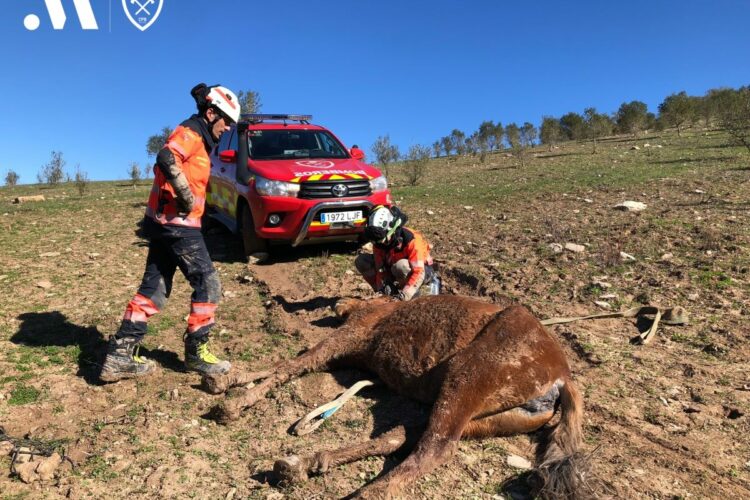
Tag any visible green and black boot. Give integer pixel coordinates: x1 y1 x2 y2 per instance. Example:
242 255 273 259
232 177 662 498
100 336 156 383
184 334 231 375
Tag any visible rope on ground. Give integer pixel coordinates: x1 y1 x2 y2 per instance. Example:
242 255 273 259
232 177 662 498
541 306 688 344
292 379 378 436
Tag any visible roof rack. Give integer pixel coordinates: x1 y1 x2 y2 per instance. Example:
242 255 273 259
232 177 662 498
240 114 312 125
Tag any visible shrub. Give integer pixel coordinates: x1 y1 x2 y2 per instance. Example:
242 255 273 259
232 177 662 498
5 170 19 186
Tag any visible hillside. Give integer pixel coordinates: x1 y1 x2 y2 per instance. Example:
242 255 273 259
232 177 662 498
1 128 749 499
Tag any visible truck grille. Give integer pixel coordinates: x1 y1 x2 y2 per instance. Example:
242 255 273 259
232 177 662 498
299 179 372 199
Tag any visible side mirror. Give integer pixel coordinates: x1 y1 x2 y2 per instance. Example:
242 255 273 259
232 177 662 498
350 148 365 161
219 150 237 163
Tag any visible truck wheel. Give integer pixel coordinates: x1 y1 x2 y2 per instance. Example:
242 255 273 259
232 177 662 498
239 203 268 257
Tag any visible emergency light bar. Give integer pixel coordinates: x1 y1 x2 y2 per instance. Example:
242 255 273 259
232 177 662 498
241 114 312 124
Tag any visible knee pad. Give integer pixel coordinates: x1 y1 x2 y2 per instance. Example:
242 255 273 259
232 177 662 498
390 259 411 280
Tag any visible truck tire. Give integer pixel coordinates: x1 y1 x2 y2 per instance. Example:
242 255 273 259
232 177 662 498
239 203 268 257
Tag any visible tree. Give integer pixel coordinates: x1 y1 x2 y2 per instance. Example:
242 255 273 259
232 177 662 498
146 126 172 158
615 100 649 137
404 145 431 186
658 92 696 137
371 135 400 178
476 120 495 156
465 133 480 157
540 116 563 151
449 129 466 156
74 165 89 196
559 112 586 141
440 136 453 156
517 122 538 167
237 89 262 114
584 107 613 153
37 151 66 185
431 141 441 158
5 170 19 186
715 86 750 154
520 122 537 148
128 162 141 186
491 122 504 150
505 123 520 150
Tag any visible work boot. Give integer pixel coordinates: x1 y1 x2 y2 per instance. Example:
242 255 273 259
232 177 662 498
100 336 155 383
184 334 231 375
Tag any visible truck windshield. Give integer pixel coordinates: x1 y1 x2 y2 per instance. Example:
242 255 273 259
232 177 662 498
248 129 349 160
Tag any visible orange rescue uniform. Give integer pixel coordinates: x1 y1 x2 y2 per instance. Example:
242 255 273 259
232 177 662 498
373 227 433 298
146 125 211 228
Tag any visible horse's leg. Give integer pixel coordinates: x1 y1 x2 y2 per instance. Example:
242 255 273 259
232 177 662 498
211 327 369 423
461 407 555 439
273 425 422 484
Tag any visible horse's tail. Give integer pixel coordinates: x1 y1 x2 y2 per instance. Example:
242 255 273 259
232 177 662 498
534 377 591 499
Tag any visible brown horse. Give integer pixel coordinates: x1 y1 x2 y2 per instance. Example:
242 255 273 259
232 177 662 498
204 295 587 499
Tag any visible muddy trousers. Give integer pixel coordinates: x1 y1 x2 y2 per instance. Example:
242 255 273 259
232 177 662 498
354 254 435 296
115 228 221 343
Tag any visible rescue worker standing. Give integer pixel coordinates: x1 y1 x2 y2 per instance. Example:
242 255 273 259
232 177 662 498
355 205 439 301
100 83 240 383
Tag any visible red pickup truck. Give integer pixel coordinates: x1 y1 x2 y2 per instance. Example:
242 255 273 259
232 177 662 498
205 114 392 257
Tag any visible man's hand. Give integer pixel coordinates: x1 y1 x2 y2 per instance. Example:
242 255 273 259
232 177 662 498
398 287 416 301
171 172 194 215
176 191 194 214
378 284 393 297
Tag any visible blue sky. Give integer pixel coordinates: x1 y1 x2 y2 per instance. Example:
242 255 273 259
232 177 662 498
2 0 749 183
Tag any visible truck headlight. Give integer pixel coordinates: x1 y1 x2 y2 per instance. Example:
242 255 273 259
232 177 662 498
369 176 388 192
255 176 300 197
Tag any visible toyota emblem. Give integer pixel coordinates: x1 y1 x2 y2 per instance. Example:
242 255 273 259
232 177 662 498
331 183 349 197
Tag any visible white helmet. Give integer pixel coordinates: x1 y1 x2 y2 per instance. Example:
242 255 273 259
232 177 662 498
206 85 240 124
365 205 402 244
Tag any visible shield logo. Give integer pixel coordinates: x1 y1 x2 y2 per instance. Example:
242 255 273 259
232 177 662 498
122 0 164 32
331 184 349 197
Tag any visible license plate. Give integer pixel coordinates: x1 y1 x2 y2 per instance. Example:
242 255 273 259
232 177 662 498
320 210 362 223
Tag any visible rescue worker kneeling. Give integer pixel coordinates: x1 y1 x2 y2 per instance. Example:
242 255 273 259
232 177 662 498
100 83 240 383
355 205 440 301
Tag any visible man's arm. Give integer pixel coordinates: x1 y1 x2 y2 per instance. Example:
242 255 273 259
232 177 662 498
156 135 194 214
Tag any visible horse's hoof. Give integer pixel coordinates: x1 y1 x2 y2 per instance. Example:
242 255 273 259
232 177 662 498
274 455 309 484
201 373 229 394
335 298 360 318
210 402 240 425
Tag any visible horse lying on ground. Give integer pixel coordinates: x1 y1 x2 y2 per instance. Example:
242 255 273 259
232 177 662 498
204 295 588 499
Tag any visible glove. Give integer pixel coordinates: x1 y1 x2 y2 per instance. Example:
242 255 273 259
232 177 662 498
176 193 194 214
170 172 194 215
378 284 393 297
399 287 416 301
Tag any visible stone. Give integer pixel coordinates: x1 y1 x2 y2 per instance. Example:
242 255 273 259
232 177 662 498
564 243 585 253
39 252 61 258
630 145 640 150
0 441 13 456
248 252 269 264
36 280 53 290
595 301 612 310
13 195 46 204
620 252 636 261
35 453 62 481
614 201 647 212
506 454 532 470
660 253 674 262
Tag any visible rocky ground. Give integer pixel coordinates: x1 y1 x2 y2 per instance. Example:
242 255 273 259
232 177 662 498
0 129 749 499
